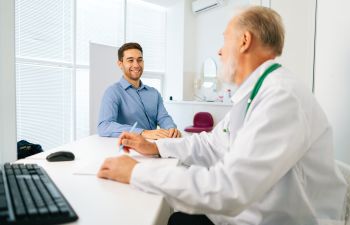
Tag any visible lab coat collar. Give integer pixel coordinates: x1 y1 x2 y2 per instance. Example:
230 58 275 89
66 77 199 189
119 76 147 91
231 59 277 105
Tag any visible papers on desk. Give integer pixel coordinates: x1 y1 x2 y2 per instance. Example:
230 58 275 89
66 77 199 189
73 151 178 176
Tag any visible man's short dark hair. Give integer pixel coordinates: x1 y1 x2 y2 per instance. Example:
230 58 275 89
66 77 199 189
118 42 143 61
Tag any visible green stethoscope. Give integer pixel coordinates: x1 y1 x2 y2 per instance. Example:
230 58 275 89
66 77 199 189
223 63 281 134
246 63 281 113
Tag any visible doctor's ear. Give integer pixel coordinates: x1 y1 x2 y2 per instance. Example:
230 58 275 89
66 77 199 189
239 31 252 53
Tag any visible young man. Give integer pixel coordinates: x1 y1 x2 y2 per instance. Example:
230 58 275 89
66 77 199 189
98 7 347 225
98 42 181 139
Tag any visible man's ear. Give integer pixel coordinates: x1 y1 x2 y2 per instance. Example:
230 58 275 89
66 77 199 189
117 60 123 68
240 31 252 53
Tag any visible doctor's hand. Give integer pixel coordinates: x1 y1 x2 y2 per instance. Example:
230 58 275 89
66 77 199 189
98 155 138 184
119 132 159 156
140 129 170 140
168 128 181 138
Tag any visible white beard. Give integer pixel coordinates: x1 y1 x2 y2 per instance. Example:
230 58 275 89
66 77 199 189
218 56 236 84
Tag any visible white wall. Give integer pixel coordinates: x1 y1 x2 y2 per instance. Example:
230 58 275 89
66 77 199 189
270 0 316 91
192 0 249 99
193 0 248 80
0 0 17 163
165 0 249 101
266 0 350 163
182 0 196 100
165 0 316 100
314 0 350 163
165 0 185 101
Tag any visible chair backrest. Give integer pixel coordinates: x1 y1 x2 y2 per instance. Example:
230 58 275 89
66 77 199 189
193 112 214 128
336 160 350 225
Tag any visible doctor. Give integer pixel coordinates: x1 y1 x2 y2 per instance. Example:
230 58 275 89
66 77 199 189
98 6 347 225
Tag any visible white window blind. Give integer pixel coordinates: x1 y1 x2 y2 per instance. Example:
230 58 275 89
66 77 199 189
16 0 73 150
16 64 73 150
126 0 166 73
76 0 124 65
16 0 73 62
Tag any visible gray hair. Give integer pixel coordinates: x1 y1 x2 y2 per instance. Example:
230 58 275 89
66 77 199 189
237 6 285 56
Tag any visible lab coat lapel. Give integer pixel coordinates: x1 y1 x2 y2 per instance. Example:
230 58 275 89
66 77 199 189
229 96 250 141
228 60 277 142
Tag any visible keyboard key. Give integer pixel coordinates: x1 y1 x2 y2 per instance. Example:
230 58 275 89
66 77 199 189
25 178 45 208
5 169 13 175
59 206 70 216
26 164 34 170
7 175 26 217
43 180 62 200
0 209 9 222
37 207 49 215
0 184 5 194
33 176 55 206
17 177 38 216
0 195 7 210
48 204 59 215
4 163 11 169
12 164 19 169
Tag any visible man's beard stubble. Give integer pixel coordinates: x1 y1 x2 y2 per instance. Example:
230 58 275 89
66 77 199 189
218 56 235 84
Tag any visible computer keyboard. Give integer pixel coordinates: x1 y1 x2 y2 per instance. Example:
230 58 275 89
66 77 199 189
0 163 78 225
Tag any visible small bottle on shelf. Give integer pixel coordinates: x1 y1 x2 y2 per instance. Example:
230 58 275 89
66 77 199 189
223 89 232 104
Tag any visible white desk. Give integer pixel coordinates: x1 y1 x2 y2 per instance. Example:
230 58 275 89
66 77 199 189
17 135 174 225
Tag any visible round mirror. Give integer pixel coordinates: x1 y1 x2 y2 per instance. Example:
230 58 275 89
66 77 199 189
203 58 217 78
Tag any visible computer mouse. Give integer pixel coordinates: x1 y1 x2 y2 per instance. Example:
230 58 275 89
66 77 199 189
46 151 75 162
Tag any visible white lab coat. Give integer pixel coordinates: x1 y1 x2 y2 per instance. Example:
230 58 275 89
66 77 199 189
130 60 347 225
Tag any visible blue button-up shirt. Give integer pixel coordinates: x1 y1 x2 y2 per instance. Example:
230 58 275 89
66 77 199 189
98 77 177 137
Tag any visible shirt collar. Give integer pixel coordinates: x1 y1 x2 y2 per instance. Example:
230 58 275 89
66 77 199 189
231 59 277 105
119 76 147 91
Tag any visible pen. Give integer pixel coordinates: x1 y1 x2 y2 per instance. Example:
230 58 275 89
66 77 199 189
119 121 138 152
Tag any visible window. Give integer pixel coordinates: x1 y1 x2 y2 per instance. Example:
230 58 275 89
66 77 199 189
15 0 167 150
142 75 163 93
76 0 124 65
75 0 124 139
16 0 73 150
126 0 166 72
127 0 166 95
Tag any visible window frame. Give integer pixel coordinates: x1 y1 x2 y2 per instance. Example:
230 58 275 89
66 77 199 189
141 71 165 95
